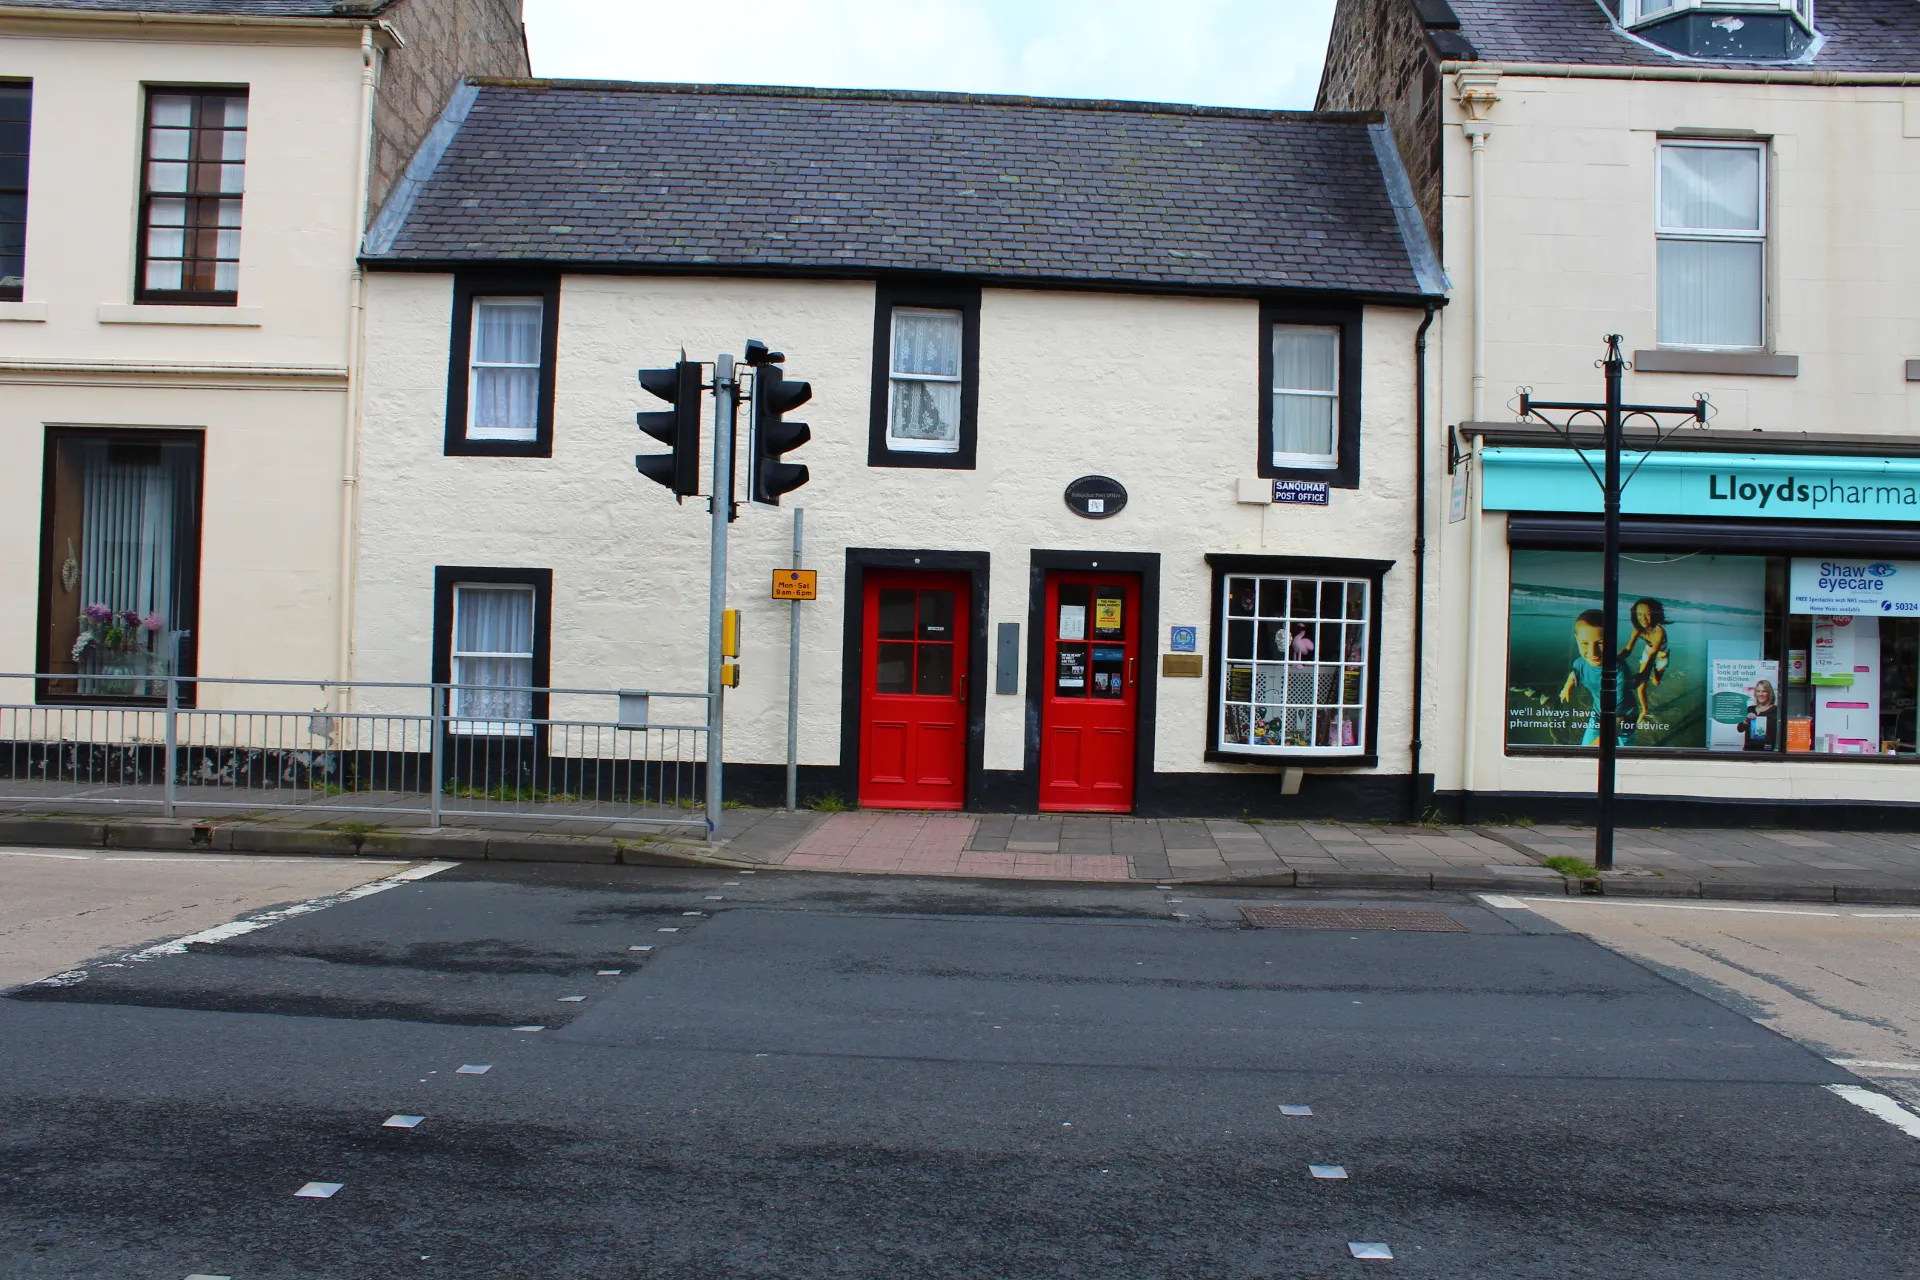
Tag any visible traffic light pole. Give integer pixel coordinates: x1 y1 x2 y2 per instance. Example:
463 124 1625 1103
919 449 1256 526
706 352 737 838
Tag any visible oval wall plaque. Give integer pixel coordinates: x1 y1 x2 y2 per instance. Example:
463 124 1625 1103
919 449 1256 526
1065 475 1128 520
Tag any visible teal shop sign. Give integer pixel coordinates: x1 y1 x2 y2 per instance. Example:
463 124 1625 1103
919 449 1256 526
1482 449 1920 522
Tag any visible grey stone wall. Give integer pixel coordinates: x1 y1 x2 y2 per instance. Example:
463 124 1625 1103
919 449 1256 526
1317 0 1443 252
369 0 528 219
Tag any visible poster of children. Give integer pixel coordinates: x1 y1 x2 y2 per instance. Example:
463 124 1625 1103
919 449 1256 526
1506 552 1767 748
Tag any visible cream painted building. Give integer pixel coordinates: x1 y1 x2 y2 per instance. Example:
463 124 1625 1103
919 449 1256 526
1323 0 1920 824
352 80 1447 817
0 0 523 714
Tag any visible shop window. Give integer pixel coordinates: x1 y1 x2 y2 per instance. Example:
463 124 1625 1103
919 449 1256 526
432 567 551 733
1259 302 1361 489
1206 556 1386 761
1657 141 1766 351
1504 550 1920 759
0 81 28 301
137 89 247 304
869 283 978 469
444 274 559 457
37 430 202 703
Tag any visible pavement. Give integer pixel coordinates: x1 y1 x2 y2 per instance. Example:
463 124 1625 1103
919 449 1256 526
4 858 1919 1278
12 803 1920 903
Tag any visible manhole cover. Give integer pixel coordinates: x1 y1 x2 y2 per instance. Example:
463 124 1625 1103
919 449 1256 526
1240 906 1468 932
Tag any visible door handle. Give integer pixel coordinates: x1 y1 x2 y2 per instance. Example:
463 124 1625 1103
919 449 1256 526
1128 657 1137 687
959 671 968 701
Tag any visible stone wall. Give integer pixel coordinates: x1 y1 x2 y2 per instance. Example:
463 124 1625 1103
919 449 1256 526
370 0 528 217
1317 0 1443 251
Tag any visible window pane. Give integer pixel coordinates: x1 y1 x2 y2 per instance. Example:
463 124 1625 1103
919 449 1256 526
217 163 244 195
148 128 190 161
147 225 185 258
1091 645 1125 698
1055 645 1088 697
221 97 248 128
454 586 534 655
144 259 182 290
471 367 539 436
877 589 915 639
474 298 542 365
150 95 193 127
1273 392 1336 460
918 590 955 641
1057 584 1089 640
1255 620 1285 661
453 655 533 722
916 644 954 696
1272 325 1338 391
213 261 237 292
889 379 961 446
1257 579 1287 617
892 309 962 377
1226 618 1253 660
875 643 913 694
44 435 200 695
147 161 188 193
1347 582 1367 619
1658 239 1763 348
1660 145 1761 232
148 197 186 227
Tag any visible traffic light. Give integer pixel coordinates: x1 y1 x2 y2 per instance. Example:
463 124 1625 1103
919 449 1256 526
748 357 811 506
635 359 702 497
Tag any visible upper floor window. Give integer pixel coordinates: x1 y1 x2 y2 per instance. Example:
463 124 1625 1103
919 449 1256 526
869 284 979 469
138 89 247 305
1269 325 1340 470
0 82 28 301
1259 303 1361 489
468 298 544 441
444 273 559 457
1657 140 1765 350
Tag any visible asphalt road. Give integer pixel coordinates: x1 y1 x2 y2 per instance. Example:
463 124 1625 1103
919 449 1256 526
3 860 1918 1279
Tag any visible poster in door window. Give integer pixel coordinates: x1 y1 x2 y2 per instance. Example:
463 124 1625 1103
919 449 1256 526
1057 647 1086 691
1091 646 1125 698
1059 604 1086 641
1506 551 1766 749
1094 594 1124 639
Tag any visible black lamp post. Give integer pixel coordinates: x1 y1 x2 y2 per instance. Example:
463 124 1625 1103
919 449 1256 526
1518 336 1708 871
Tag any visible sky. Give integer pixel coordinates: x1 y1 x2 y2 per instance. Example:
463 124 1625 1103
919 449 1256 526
520 0 1338 112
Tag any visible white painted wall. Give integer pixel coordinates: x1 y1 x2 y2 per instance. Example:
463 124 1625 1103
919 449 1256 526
355 271 1426 783
0 16 372 709
1429 72 1920 803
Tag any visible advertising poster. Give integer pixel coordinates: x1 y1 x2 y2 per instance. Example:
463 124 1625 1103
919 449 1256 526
1790 558 1920 617
1507 552 1767 748
1709 658 1779 752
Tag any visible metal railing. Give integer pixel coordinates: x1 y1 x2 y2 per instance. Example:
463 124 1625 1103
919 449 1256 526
0 673 713 835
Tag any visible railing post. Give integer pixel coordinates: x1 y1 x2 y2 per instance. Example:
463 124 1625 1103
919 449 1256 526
163 669 178 819
429 681 445 830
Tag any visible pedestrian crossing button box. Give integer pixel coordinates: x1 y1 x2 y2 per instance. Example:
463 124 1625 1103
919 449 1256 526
618 691 650 729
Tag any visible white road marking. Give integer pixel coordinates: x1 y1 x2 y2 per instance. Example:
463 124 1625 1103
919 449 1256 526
1476 894 1529 909
23 860 459 988
1516 897 1842 917
0 849 92 859
1832 1059 1920 1072
293 1181 344 1198
0 849 405 866
1825 1084 1920 1140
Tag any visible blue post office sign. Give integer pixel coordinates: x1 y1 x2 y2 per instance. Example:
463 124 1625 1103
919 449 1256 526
1272 480 1330 505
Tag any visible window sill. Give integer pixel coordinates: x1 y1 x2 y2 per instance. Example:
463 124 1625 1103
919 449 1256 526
98 303 262 327
1633 349 1798 377
1206 748 1378 769
0 301 47 322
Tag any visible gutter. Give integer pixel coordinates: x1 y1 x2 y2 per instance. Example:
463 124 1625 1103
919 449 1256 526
0 5 403 43
1442 59 1920 86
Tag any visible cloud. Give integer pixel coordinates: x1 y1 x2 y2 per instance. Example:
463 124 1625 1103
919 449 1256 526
521 0 1335 110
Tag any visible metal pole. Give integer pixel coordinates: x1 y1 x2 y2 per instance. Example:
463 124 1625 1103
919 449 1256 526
786 506 804 811
707 353 736 839
162 648 178 820
1596 335 1625 872
429 681 444 829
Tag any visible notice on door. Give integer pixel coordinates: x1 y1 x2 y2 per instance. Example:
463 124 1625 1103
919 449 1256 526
1057 648 1087 690
1094 596 1123 637
1059 604 1086 640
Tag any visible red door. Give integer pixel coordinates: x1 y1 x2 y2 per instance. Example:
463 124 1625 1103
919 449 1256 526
859 572 970 810
1039 572 1140 812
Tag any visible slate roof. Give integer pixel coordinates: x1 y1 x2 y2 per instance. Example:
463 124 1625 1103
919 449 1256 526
1445 0 1920 71
1 0 395 15
364 81 1442 302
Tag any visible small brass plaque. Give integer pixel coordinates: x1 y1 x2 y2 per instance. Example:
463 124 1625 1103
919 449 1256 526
1162 654 1204 678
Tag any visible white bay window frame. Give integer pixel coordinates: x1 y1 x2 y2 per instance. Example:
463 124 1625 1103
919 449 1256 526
1217 572 1371 758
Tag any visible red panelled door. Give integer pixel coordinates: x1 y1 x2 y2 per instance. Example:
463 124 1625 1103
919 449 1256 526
1039 572 1140 812
859 571 970 810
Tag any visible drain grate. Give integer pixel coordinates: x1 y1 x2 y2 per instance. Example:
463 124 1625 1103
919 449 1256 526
1240 906 1468 932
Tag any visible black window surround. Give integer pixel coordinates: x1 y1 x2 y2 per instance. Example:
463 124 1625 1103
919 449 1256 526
1203 553 1392 768
1259 300 1363 490
431 566 552 729
0 80 28 303
868 281 981 470
443 271 561 458
35 426 204 707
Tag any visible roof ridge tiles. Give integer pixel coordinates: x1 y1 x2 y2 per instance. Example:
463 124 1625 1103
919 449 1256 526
464 76 1387 126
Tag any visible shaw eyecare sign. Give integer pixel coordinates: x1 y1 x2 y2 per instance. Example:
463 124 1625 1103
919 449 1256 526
1790 559 1920 617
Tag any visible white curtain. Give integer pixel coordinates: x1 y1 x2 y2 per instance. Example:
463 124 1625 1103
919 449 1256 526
1659 146 1760 232
470 299 543 438
1659 239 1763 348
889 309 962 446
80 446 177 631
1271 325 1338 460
453 586 534 723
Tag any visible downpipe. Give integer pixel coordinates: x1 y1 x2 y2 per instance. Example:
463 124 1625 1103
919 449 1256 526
1409 304 1436 822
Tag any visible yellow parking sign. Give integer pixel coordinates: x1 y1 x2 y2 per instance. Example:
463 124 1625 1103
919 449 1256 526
772 570 818 601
